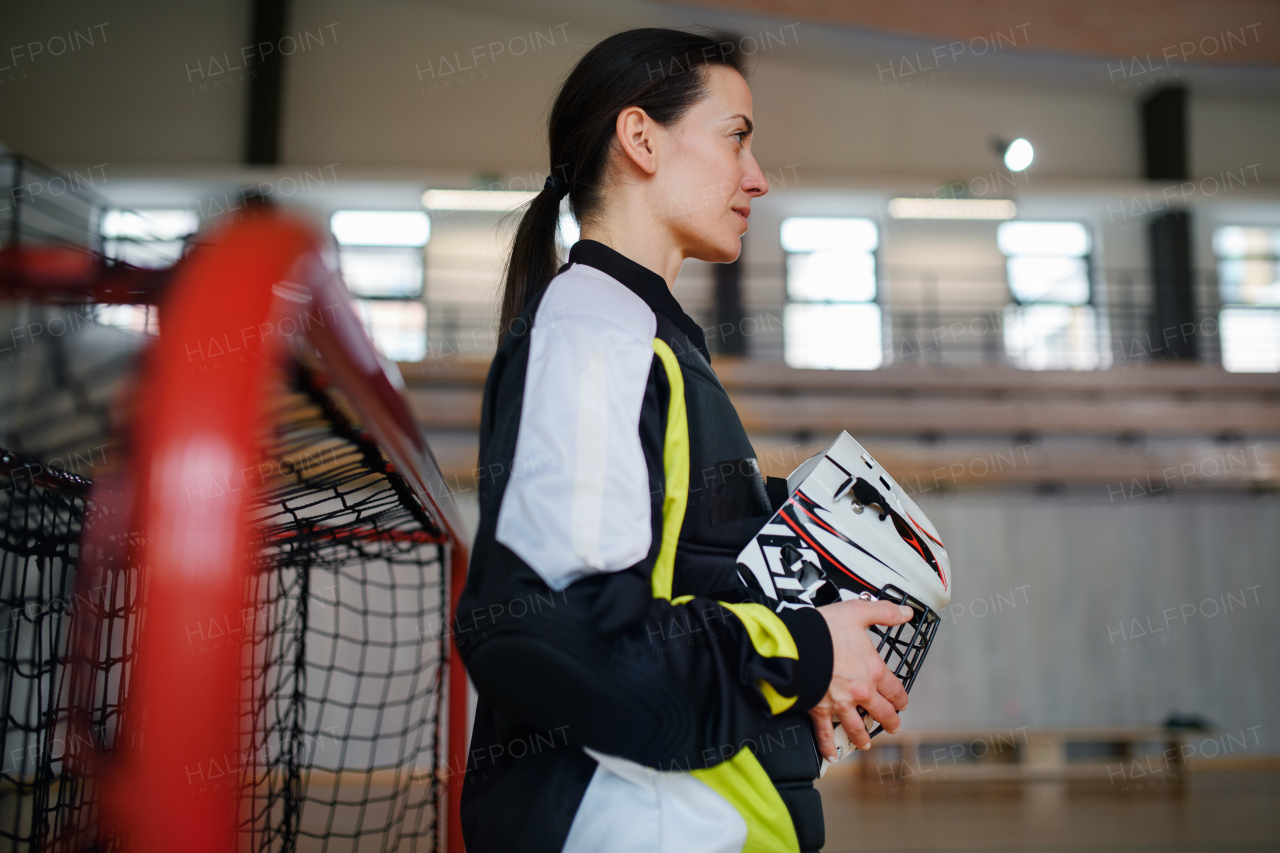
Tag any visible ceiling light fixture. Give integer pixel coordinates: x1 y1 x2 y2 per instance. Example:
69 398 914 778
888 198 1017 220
992 137 1035 172
420 189 538 211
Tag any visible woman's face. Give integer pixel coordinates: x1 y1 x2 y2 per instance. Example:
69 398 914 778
653 66 769 264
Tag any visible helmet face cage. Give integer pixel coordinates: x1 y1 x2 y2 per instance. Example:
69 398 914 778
861 584 940 738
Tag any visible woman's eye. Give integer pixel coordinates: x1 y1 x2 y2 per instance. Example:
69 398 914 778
733 131 748 145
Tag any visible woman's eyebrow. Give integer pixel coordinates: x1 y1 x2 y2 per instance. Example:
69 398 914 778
727 114 754 135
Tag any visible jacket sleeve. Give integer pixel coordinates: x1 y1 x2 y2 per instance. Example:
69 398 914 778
459 271 832 771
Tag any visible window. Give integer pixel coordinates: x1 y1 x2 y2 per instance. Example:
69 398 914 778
337 248 425 298
352 300 428 362
93 303 158 336
97 209 198 334
331 211 430 362
101 209 197 269
998 221 1105 370
1213 226 1280 372
781 217 882 370
999 221 1091 305
331 210 429 298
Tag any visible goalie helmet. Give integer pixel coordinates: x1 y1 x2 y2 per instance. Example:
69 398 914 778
736 431 953 743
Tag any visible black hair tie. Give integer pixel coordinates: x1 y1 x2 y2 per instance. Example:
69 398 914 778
544 174 570 199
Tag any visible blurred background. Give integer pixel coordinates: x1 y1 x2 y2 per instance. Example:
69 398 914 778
2 1 1278 850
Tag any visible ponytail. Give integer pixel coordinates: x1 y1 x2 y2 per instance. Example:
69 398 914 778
497 28 748 340
500 175 569 340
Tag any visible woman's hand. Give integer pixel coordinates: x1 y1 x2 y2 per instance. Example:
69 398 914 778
808 599 913 761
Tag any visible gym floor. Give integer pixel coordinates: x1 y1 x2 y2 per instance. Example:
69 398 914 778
817 766 1280 852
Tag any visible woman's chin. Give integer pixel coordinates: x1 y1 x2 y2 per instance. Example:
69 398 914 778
691 235 743 264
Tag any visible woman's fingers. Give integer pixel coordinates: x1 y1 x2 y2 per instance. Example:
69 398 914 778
858 601 915 629
819 600 914 636
837 704 873 750
879 667 909 711
808 706 837 761
854 690 901 735
814 598 920 756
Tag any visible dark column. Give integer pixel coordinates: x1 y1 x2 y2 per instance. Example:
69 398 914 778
245 0 290 165
1141 87 1187 181
713 256 746 356
1149 211 1197 361
1141 86 1196 361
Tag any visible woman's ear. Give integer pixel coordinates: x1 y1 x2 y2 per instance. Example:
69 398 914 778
614 106 659 176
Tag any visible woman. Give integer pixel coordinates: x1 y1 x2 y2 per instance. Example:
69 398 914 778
456 28 913 853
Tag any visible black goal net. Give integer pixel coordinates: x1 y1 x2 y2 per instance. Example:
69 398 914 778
0 363 449 852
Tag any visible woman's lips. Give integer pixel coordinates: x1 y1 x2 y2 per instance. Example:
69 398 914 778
732 207 750 224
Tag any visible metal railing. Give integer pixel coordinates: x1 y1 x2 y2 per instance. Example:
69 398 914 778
416 266 1242 370
4 153 1263 373
1 153 106 254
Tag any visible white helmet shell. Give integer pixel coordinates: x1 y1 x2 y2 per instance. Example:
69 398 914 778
738 431 952 613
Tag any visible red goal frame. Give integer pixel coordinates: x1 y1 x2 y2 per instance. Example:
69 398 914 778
1 211 471 853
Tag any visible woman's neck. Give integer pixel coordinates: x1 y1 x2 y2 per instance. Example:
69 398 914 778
578 197 684 290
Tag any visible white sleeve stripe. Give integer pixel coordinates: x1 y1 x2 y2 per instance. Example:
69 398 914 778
570 351 609 569
495 266 657 590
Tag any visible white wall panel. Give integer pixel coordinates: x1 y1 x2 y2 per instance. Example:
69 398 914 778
907 489 1279 745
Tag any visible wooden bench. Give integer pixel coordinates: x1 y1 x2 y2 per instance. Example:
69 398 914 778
855 727 1207 783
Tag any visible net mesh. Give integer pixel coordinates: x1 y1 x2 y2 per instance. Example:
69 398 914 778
0 363 449 852
0 452 108 849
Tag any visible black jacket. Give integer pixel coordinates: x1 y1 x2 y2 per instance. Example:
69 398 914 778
456 241 832 852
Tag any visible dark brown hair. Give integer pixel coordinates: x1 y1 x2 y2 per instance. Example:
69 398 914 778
499 28 748 338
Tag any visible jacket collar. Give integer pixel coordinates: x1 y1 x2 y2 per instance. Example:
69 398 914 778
563 240 710 361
